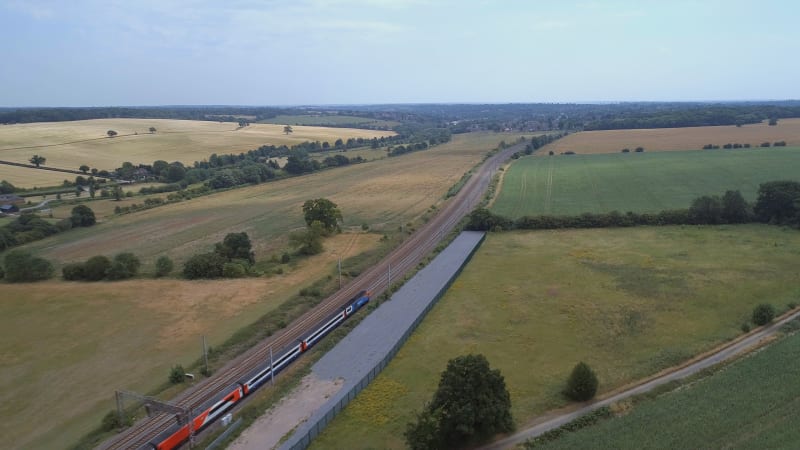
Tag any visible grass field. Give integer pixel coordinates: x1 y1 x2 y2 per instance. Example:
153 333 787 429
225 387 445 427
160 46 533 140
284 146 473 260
259 114 399 128
0 118 394 187
491 147 800 218
17 132 526 268
547 118 800 155
536 330 800 449
0 132 521 448
0 232 379 450
310 226 800 449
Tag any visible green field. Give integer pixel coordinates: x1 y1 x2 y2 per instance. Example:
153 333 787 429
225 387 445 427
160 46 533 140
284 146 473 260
536 329 800 449
491 147 800 218
310 226 800 449
260 114 399 128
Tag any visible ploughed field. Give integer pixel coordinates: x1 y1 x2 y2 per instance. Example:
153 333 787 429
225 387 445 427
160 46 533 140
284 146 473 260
310 227 800 449
535 328 800 449
547 118 800 155
0 118 394 187
491 147 800 218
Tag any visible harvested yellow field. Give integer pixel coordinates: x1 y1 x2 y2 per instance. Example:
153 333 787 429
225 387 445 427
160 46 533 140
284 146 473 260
0 165 74 189
545 118 800 155
26 132 524 266
1 232 379 450
0 118 394 181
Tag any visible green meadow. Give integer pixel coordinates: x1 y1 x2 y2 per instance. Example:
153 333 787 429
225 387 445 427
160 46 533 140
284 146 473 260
310 226 800 449
491 148 800 218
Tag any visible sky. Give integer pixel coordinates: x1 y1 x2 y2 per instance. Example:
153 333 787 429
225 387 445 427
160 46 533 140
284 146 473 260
1 0 799 106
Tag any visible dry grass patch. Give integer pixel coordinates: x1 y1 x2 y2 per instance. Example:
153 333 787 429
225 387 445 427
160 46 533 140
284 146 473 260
22 132 523 267
0 231 378 450
546 118 800 155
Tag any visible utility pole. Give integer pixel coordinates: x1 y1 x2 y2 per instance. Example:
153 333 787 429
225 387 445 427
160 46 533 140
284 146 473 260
270 346 274 386
337 256 342 289
202 335 209 375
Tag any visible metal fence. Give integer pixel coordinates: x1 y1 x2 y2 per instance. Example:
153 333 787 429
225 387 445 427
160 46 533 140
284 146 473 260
288 232 485 449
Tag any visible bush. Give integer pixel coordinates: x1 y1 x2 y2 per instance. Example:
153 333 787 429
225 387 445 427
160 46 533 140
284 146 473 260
169 365 185 384
70 205 96 227
106 252 141 280
183 252 226 279
0 265 4 279
3 249 54 282
564 361 599 401
101 410 122 431
752 303 776 326
281 252 291 263
62 262 87 281
222 262 246 278
83 255 112 281
155 255 174 277
741 322 751 333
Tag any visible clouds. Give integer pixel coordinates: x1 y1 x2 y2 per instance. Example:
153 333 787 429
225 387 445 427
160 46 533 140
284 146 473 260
1 1 798 105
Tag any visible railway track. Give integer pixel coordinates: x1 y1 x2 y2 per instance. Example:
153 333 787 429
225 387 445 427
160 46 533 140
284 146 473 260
98 142 522 450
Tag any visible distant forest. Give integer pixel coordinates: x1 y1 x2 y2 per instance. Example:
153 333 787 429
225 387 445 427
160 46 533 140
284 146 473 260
2 102 800 132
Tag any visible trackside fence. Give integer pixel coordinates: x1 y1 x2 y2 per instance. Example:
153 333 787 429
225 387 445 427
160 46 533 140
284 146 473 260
286 231 486 449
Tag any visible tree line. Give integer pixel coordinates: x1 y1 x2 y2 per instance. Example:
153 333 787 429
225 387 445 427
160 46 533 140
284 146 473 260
0 205 95 252
467 181 800 232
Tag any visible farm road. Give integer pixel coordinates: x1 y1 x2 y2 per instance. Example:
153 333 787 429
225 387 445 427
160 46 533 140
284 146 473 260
482 308 800 450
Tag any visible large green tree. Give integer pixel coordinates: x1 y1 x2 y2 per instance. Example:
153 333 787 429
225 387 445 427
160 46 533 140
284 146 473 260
721 190 749 223
405 354 513 449
753 180 800 225
70 205 96 227
564 361 599 401
214 232 255 264
688 195 723 224
29 154 46 167
302 198 342 234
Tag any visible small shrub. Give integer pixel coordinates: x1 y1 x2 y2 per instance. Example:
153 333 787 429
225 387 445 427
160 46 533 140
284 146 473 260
83 255 112 281
101 410 122 431
62 262 87 281
741 322 751 333
169 365 185 384
222 262 246 278
361 223 370 231
155 255 174 277
787 302 798 310
752 303 776 326
281 252 291 263
564 361 598 401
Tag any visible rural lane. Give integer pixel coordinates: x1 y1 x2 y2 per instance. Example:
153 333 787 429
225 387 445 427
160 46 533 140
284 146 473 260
481 309 800 450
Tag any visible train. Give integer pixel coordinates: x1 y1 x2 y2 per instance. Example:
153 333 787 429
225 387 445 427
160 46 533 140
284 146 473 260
146 290 371 450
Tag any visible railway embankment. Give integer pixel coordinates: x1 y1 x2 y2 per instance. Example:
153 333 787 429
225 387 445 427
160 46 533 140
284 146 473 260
274 231 486 449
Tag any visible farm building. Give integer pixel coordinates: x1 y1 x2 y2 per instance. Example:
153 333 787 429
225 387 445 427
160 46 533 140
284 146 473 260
0 194 25 207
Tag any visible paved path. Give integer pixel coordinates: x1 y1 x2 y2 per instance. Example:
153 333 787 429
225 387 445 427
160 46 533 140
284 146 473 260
481 309 800 450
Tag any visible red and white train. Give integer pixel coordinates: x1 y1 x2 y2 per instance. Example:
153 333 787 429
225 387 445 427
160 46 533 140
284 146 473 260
146 291 371 450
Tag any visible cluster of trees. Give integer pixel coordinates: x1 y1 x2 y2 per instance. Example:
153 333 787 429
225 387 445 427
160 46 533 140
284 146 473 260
405 354 513 449
582 104 800 130
0 206 95 251
1 249 54 282
523 133 567 154
183 232 255 279
289 198 343 255
467 181 800 232
702 141 787 150
620 147 645 153
62 253 141 281
0 106 292 125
